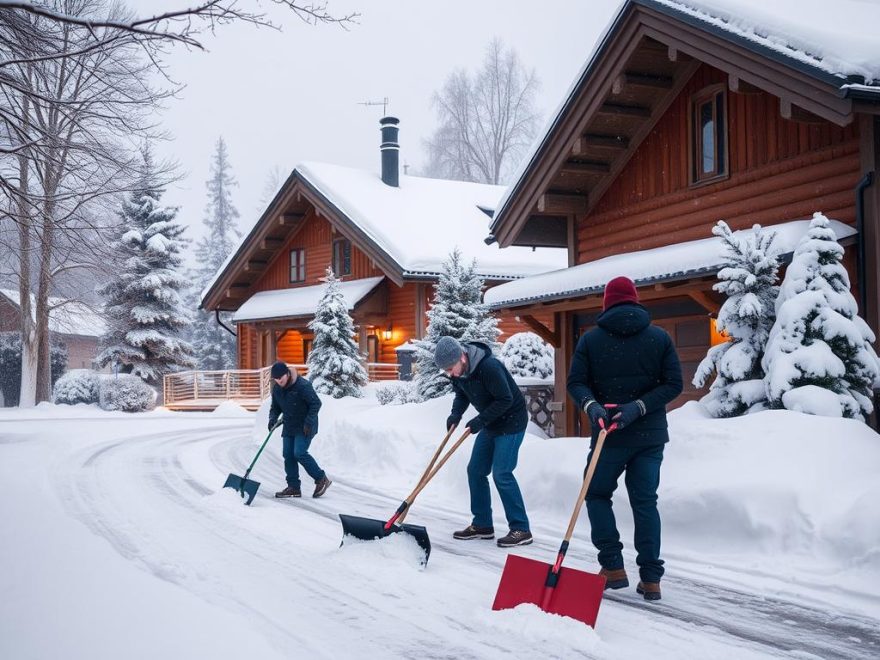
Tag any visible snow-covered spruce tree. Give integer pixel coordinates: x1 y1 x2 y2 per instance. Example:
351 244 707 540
306 268 368 398
414 248 501 400
763 213 880 420
96 149 195 385
693 221 780 417
501 331 554 379
188 136 241 370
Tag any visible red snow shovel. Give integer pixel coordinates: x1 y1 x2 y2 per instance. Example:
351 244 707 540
339 427 472 564
492 422 614 627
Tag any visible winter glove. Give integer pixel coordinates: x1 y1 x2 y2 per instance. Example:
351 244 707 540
466 416 485 434
583 401 609 430
611 400 645 430
446 415 461 432
268 419 277 431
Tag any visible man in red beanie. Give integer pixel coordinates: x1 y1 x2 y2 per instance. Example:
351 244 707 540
567 276 682 601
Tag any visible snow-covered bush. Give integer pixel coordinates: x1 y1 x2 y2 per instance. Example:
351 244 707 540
376 382 422 405
307 268 368 398
99 374 156 412
501 332 554 379
693 222 780 417
414 249 500 400
53 369 101 405
763 213 880 420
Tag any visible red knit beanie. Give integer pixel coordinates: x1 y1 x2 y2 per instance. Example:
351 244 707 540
603 276 639 310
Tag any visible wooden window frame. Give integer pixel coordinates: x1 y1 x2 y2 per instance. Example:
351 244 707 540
332 238 352 276
289 248 305 283
688 83 729 187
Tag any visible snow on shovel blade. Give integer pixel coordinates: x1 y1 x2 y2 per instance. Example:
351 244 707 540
223 473 260 506
492 553 606 628
339 514 431 564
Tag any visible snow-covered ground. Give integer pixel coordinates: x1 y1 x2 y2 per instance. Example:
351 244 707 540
2 388 879 659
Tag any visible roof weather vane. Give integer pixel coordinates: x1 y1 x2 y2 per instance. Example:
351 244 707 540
358 97 390 115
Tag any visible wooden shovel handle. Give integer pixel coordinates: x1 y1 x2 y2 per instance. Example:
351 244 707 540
397 429 471 522
562 428 608 544
396 425 457 525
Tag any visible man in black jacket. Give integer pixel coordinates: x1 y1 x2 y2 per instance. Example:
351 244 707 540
434 336 532 548
268 361 331 498
567 277 682 601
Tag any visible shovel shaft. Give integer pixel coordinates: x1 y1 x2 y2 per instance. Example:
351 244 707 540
562 428 607 544
244 420 283 477
396 425 457 526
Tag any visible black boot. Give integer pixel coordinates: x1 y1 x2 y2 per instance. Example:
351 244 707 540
453 524 495 540
275 486 301 498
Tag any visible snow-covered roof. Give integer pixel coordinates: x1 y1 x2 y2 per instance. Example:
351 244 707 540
232 276 384 323
484 219 857 308
491 0 880 237
0 289 106 337
296 162 567 279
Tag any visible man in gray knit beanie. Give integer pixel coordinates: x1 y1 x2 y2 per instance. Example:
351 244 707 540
434 336 465 373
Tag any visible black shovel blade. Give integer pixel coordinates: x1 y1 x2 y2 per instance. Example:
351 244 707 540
339 514 431 564
223 473 260 506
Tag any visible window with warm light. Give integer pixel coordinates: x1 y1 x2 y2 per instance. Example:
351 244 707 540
710 317 729 346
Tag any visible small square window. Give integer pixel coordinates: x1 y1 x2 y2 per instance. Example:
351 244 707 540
690 86 728 185
289 248 305 283
333 239 352 276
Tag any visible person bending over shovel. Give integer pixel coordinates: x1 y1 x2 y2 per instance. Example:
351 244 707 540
268 361 332 499
567 276 682 601
434 336 533 548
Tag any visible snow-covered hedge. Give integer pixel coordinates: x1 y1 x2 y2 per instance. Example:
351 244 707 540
501 332 554 379
53 369 101 405
99 374 156 412
376 382 422 406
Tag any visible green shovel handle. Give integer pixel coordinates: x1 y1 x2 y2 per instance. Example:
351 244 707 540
243 419 283 480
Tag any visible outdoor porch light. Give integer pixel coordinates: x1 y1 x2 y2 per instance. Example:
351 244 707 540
383 324 393 341
710 316 729 346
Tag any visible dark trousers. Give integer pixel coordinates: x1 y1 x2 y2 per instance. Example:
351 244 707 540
467 430 530 532
282 434 325 487
585 444 665 583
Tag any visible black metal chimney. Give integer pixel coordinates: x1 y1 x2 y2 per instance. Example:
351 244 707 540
380 116 400 187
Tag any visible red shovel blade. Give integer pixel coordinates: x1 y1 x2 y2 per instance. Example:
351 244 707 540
492 553 606 628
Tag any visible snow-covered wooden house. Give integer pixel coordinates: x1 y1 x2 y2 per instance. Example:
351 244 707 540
484 0 880 435
200 118 565 378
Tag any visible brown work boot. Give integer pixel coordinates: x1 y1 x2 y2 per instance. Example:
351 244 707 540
453 524 495 540
275 486 301 498
637 581 662 601
599 567 629 590
313 475 332 498
497 529 533 547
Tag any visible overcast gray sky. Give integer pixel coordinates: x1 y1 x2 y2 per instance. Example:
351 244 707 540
140 0 623 244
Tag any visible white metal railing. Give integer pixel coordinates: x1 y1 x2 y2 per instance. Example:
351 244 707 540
163 362 399 407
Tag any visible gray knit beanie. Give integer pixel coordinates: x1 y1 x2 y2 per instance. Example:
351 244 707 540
434 336 464 370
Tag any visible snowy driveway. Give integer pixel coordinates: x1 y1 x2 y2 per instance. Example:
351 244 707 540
2 414 879 659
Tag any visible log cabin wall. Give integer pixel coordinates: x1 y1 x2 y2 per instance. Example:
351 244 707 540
581 64 861 261
382 282 419 363
252 210 383 294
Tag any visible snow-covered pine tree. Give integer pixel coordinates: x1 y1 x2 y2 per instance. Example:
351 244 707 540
306 268 368 398
693 221 780 417
501 331 554 379
414 248 500 400
96 148 195 384
763 212 880 420
188 136 241 370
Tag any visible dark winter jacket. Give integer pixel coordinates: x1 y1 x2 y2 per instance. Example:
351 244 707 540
567 303 683 447
269 373 322 439
448 342 528 436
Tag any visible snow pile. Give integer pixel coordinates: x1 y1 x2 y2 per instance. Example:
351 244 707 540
53 369 101 405
376 381 421 406
99 374 157 412
211 401 252 417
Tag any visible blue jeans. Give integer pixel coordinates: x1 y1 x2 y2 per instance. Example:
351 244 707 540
585 444 665 583
467 430 529 532
282 434 325 487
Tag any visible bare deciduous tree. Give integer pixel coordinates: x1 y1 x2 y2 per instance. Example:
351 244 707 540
423 38 541 185
0 0 357 405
